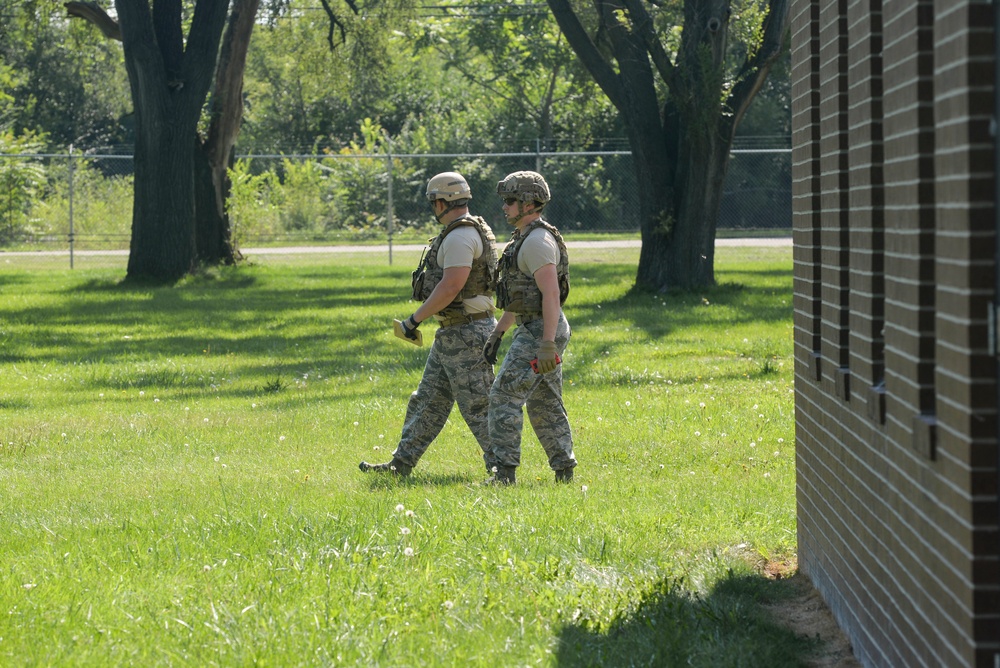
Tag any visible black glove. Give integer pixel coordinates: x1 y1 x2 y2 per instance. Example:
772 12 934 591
483 330 504 364
401 314 421 341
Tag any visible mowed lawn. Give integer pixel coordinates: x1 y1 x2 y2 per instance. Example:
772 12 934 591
0 246 810 666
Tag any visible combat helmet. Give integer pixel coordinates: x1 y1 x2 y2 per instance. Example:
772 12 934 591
496 171 550 207
426 172 472 202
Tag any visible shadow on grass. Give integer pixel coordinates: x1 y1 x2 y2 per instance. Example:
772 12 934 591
2 264 415 368
0 271 33 288
555 571 816 668
3 262 792 394
408 472 479 486
560 263 792 388
359 471 480 489
568 264 792 340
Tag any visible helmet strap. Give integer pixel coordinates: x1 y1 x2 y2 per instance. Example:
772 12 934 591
508 201 540 229
433 199 463 223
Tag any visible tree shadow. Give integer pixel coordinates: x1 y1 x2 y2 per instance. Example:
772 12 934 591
555 571 818 667
558 263 792 388
568 263 792 340
3 261 792 396
2 265 414 370
0 272 33 289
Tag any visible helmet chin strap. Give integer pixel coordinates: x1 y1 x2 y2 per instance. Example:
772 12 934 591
433 200 456 223
507 210 528 227
508 202 541 229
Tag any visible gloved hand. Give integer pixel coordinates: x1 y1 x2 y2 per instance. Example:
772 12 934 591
401 314 421 341
483 330 504 365
536 340 559 374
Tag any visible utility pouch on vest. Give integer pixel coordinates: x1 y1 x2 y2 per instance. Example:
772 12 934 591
411 267 425 302
410 246 429 301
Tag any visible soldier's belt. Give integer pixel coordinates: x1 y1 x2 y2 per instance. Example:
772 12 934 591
515 314 542 326
437 312 492 327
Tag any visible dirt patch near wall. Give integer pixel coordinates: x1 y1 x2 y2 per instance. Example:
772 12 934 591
762 559 861 667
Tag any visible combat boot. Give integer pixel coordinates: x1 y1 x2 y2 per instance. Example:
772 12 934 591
359 457 412 477
554 467 574 483
485 466 516 485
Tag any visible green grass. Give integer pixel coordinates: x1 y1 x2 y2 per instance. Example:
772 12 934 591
0 248 811 666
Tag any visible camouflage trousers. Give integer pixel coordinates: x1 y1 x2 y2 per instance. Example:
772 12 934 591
393 317 496 470
488 314 575 471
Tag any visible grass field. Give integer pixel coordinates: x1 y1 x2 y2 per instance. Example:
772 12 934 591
0 247 809 666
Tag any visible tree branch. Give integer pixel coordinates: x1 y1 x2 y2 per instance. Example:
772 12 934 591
64 1 121 41
727 0 789 128
431 44 534 122
546 0 626 110
204 0 261 168
622 0 676 89
319 0 348 50
180 0 231 105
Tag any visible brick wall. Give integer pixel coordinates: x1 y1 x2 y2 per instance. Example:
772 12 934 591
792 0 1000 666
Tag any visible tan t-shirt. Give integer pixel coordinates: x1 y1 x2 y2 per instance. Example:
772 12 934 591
437 225 494 315
516 227 559 276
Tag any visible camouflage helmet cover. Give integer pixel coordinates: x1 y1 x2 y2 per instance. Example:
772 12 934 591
426 172 472 202
496 171 550 205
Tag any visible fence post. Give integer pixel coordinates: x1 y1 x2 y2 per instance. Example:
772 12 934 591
385 135 394 266
68 144 75 269
535 138 541 173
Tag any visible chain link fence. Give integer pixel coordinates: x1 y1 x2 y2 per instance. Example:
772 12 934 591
0 147 790 269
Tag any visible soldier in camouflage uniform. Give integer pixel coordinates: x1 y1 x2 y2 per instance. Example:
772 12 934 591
359 172 499 477
482 171 575 485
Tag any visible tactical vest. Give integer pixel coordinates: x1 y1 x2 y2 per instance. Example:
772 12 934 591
411 215 498 317
495 219 570 314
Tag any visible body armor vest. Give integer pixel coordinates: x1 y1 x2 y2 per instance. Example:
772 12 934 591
495 219 570 314
411 215 498 317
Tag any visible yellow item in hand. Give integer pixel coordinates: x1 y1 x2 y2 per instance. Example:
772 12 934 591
393 319 423 346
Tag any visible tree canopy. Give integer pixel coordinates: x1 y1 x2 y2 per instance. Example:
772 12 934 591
1 0 791 287
548 0 789 290
2 1 789 154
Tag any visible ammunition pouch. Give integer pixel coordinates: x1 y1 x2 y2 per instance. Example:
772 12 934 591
411 265 426 302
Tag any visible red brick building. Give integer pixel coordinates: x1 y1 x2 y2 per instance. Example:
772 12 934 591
791 1 999 665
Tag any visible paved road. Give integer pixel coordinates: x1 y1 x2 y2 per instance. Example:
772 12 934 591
0 237 791 258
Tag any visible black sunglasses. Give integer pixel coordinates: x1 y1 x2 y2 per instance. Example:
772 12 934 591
503 197 517 206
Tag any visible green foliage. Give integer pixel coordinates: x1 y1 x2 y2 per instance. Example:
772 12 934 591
279 157 330 232
239 0 620 154
30 157 133 246
242 10 356 150
410 0 619 147
0 130 47 244
241 2 420 151
0 1 130 149
0 60 18 121
0 251 808 665
227 158 284 243
728 1 770 67
228 119 438 243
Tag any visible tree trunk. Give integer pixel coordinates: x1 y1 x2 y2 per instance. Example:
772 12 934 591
631 99 734 291
66 0 253 275
127 106 198 281
627 118 676 292
194 139 238 265
115 0 229 283
195 0 259 266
